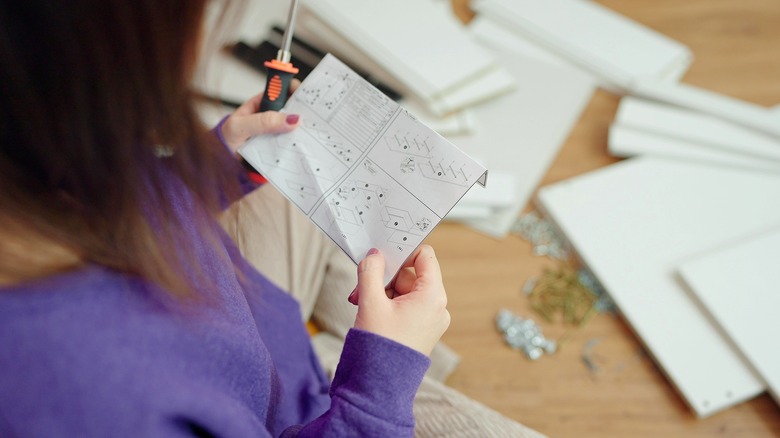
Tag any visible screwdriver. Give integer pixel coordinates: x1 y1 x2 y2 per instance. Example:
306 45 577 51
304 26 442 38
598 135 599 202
259 0 300 112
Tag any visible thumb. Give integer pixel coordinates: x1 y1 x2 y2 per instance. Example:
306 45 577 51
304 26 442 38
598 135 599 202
221 111 301 151
356 248 386 305
244 111 301 136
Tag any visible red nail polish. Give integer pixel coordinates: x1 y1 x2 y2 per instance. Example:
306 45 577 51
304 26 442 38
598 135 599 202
348 288 358 305
286 114 300 125
367 248 379 256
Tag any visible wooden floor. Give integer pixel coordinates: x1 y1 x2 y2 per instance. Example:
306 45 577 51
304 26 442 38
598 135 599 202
433 1 780 436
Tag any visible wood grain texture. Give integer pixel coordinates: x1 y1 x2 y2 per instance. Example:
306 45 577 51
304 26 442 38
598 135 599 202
436 0 780 436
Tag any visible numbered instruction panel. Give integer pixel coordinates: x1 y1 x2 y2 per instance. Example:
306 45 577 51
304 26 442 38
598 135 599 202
240 54 487 285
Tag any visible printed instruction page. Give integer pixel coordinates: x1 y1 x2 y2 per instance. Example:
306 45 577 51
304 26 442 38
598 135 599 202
239 54 487 285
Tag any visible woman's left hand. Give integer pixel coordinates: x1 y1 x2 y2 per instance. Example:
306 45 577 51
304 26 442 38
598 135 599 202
219 79 301 154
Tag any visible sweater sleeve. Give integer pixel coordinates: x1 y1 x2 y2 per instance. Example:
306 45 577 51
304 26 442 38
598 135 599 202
284 328 431 438
211 115 260 199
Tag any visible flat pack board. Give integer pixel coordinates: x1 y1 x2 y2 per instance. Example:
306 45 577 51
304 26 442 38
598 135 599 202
679 227 780 407
536 156 780 416
472 0 692 92
447 46 594 237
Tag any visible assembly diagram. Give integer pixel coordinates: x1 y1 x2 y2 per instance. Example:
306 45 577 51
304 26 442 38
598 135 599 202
294 60 396 152
314 161 432 262
300 117 361 166
245 127 349 214
297 67 354 117
240 54 486 285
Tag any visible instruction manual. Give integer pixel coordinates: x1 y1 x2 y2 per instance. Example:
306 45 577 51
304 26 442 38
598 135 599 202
239 54 488 285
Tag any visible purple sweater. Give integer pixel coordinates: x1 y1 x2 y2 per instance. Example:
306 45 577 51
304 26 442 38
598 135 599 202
0 138 430 436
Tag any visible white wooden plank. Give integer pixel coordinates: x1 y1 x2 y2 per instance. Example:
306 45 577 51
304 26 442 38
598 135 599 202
614 97 780 162
679 227 780 407
472 0 692 92
536 157 780 416
608 124 780 173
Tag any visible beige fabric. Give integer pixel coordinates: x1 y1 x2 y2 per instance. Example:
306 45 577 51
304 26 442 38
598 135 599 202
221 185 543 437
310 332 546 438
220 185 459 380
220 184 343 324
413 378 546 438
414 377 544 438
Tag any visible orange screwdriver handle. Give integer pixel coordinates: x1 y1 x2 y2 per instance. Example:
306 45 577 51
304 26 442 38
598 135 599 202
260 59 299 112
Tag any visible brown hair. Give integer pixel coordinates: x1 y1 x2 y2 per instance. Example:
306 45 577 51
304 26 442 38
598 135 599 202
0 1 242 297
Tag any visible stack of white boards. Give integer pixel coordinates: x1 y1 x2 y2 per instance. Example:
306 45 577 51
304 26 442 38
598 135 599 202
471 0 693 93
609 81 780 172
438 0 696 237
195 0 293 110
297 0 516 117
516 3 780 412
536 156 780 417
295 0 599 237
609 98 780 172
192 0 600 238
444 45 594 237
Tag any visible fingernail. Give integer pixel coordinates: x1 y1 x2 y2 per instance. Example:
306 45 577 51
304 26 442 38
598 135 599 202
348 288 358 305
286 114 300 125
367 248 379 256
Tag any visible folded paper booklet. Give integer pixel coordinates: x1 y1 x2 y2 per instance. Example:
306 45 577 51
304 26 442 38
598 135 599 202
239 54 488 285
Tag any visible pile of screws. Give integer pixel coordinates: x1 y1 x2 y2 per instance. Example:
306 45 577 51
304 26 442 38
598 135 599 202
576 268 615 313
524 267 606 326
503 211 615 362
523 267 615 324
510 212 569 260
496 308 557 361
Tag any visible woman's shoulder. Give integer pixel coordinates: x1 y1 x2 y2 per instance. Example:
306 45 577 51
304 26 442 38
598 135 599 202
0 264 128 322
0 265 174 380
0 263 271 370
0 264 275 436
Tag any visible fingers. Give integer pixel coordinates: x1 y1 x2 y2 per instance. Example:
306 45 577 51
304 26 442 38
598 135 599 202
357 248 385 300
401 245 446 307
351 248 385 306
222 111 301 150
240 111 301 136
290 79 301 94
235 93 265 115
351 245 449 356
405 245 442 283
350 246 443 305
347 287 360 306
393 267 417 296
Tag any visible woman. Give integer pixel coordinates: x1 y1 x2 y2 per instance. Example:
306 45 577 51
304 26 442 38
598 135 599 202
0 1 541 436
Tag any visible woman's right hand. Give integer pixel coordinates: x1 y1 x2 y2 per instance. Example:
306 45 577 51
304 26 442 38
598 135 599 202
351 245 451 356
218 79 303 154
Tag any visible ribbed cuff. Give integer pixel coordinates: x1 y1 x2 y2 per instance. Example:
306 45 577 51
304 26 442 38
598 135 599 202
211 116 259 198
330 328 430 427
212 115 233 154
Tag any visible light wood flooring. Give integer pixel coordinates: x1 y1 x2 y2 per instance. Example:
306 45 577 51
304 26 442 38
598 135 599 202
433 1 780 436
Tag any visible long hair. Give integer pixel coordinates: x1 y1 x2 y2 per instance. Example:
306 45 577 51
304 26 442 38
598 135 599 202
0 0 242 297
